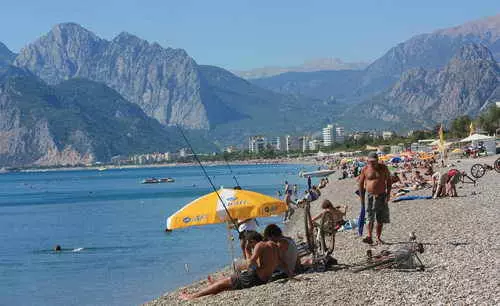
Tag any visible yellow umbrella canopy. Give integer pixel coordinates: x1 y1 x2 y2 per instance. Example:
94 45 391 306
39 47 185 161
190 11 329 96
166 188 287 230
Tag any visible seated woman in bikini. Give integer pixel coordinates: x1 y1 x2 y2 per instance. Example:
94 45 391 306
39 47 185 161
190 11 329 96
310 200 347 250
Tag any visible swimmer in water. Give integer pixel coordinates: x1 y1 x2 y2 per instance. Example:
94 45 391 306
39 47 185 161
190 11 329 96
54 245 62 252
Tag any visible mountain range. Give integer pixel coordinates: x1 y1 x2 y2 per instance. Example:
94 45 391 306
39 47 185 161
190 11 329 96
233 58 368 79
0 14 499 167
253 14 500 102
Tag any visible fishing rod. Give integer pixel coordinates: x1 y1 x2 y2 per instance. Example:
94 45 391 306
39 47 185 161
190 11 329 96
221 153 241 188
177 126 240 232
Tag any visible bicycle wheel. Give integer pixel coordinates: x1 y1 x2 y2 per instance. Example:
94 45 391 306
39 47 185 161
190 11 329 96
353 257 395 273
470 164 486 178
494 158 500 173
319 211 336 255
303 203 315 254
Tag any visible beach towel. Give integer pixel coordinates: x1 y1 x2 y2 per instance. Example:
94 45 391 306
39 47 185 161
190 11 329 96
392 195 432 202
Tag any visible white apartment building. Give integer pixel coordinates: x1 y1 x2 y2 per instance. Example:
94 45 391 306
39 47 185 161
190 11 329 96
249 136 267 153
335 126 345 143
270 136 282 151
322 124 334 147
382 131 394 140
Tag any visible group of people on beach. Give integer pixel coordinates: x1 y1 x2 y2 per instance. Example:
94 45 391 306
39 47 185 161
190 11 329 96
181 150 464 300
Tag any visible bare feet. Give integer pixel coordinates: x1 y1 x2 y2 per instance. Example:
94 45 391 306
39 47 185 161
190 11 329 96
179 291 194 301
207 275 214 284
376 238 385 245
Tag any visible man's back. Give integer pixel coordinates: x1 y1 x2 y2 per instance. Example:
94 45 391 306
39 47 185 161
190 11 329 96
254 241 281 281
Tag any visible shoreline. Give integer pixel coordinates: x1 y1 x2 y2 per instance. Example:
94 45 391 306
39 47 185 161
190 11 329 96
7 157 319 174
147 155 499 305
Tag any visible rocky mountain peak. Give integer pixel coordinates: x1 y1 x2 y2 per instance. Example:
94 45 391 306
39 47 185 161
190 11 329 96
112 31 146 46
49 22 103 46
452 43 496 62
0 42 16 66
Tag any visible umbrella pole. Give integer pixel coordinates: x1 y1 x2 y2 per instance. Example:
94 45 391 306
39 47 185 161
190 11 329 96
226 224 237 273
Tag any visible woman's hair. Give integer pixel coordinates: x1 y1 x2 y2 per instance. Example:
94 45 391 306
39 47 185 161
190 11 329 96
321 199 334 209
245 231 263 242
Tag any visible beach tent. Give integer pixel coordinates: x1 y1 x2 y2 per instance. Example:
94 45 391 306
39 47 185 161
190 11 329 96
459 134 496 155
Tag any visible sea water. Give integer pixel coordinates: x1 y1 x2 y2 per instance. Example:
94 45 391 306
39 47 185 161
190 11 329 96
0 163 315 306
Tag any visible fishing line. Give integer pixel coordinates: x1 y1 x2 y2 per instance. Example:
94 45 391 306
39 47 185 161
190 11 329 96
221 153 241 188
177 126 239 231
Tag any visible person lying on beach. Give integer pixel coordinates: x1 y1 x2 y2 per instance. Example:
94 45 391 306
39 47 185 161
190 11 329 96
411 171 428 189
179 232 291 300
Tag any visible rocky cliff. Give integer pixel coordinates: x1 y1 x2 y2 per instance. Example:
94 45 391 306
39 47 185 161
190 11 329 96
14 23 210 129
354 44 499 126
0 66 197 167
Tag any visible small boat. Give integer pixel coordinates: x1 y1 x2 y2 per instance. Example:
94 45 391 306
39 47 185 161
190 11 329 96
299 169 336 177
141 177 175 184
159 178 175 183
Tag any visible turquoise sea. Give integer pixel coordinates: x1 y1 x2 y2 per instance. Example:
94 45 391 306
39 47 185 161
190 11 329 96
0 163 314 306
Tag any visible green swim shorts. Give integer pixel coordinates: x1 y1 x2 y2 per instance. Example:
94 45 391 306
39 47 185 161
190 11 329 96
367 193 390 224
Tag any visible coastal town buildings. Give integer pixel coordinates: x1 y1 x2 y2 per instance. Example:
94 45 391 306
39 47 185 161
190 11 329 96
322 124 334 147
335 126 345 143
382 131 394 140
270 136 283 151
285 135 301 152
249 136 267 153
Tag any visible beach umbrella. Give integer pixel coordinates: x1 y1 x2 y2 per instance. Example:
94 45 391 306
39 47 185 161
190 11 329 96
390 157 402 163
166 188 287 230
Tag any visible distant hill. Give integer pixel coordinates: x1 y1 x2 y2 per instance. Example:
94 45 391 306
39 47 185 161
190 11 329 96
253 14 500 105
0 66 210 167
233 58 368 79
198 65 337 144
345 44 500 129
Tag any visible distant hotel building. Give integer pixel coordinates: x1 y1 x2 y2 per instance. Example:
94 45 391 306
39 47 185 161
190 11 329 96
249 136 267 153
322 124 334 147
270 136 283 151
285 135 301 152
322 124 345 146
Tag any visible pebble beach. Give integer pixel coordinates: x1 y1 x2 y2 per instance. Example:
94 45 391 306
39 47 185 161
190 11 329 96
147 155 499 305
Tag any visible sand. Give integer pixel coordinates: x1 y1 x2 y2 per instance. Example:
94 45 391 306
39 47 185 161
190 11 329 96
147 155 500 305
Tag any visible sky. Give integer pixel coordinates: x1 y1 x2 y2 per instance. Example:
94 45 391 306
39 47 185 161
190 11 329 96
0 0 499 70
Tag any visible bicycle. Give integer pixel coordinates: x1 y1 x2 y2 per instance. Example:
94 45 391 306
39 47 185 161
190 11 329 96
303 201 341 257
353 232 425 273
470 157 500 178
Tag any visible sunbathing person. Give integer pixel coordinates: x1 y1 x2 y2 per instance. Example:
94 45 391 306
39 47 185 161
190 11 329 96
179 231 291 300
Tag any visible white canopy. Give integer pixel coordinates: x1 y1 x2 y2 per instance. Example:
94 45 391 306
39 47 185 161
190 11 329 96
428 139 454 146
459 134 494 143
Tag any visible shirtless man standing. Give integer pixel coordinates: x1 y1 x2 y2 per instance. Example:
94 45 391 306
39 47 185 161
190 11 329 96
358 152 392 245
179 231 291 300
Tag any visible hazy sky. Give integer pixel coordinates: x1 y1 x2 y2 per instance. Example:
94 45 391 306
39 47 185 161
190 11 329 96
0 0 499 70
